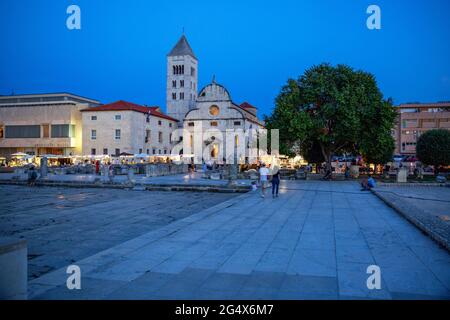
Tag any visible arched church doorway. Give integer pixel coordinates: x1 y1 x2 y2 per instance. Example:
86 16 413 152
210 144 219 159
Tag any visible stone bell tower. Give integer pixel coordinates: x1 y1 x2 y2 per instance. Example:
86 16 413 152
166 34 198 125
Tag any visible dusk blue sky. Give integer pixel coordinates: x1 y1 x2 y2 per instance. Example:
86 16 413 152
1 0 449 117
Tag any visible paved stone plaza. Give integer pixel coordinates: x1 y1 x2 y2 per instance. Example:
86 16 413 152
1 181 449 300
0 185 237 280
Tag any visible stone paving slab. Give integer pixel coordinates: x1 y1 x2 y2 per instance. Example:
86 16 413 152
25 181 450 300
373 185 450 251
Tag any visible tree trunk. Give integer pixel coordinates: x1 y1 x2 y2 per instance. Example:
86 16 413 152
319 143 332 172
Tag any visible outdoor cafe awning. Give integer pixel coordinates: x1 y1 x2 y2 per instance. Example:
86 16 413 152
11 152 30 157
119 152 134 157
134 153 149 158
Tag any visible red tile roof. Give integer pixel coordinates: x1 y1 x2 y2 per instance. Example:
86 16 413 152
240 102 257 109
81 100 178 122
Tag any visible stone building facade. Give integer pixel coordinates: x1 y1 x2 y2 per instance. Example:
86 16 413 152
80 100 178 156
181 81 264 163
0 93 100 158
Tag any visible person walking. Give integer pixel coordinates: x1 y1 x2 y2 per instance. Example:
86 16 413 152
27 166 38 186
95 160 100 175
259 163 269 198
271 166 280 198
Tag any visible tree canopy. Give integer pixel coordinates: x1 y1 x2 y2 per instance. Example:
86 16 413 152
416 129 450 171
265 63 396 168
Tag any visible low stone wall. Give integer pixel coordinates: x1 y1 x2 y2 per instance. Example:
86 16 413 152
12 163 190 177
144 164 189 177
0 238 27 300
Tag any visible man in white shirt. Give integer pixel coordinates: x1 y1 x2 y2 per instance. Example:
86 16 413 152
259 163 270 198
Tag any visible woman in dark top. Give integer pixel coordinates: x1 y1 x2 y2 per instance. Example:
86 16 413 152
272 167 280 198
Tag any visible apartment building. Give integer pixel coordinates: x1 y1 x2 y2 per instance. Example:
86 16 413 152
393 102 450 155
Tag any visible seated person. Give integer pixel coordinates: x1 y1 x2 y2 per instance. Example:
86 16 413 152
361 175 376 191
368 175 376 188
323 168 332 180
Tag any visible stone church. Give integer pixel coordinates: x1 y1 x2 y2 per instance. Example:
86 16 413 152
166 35 264 163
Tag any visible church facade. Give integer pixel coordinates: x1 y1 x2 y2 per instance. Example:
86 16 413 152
166 35 265 164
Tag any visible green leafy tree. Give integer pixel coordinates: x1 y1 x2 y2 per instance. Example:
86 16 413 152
265 63 396 170
416 129 450 173
359 98 397 168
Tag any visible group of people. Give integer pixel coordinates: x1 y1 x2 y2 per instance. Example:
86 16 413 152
255 162 378 198
256 163 281 198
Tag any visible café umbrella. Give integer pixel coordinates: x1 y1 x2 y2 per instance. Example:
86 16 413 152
134 153 149 158
11 152 30 158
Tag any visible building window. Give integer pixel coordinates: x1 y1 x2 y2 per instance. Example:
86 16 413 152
115 129 121 140
103 148 108 155
146 149 149 154
51 124 76 138
42 124 50 138
145 129 151 143
115 148 120 156
188 122 194 127
5 124 23 138
173 65 185 75
164 149 167 154
172 80 176 88
91 130 97 140
158 120 162 126
169 133 172 142
115 115 121 120
180 92 184 100
210 121 218 127
0 126 3 139
172 92 176 100
139 148 143 154
169 123 172 128
209 105 220 116
191 67 195 76
159 149 162 154
91 116 97 121
234 121 241 126
158 131 163 143
152 148 156 154
91 148 96 155
180 80 184 87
